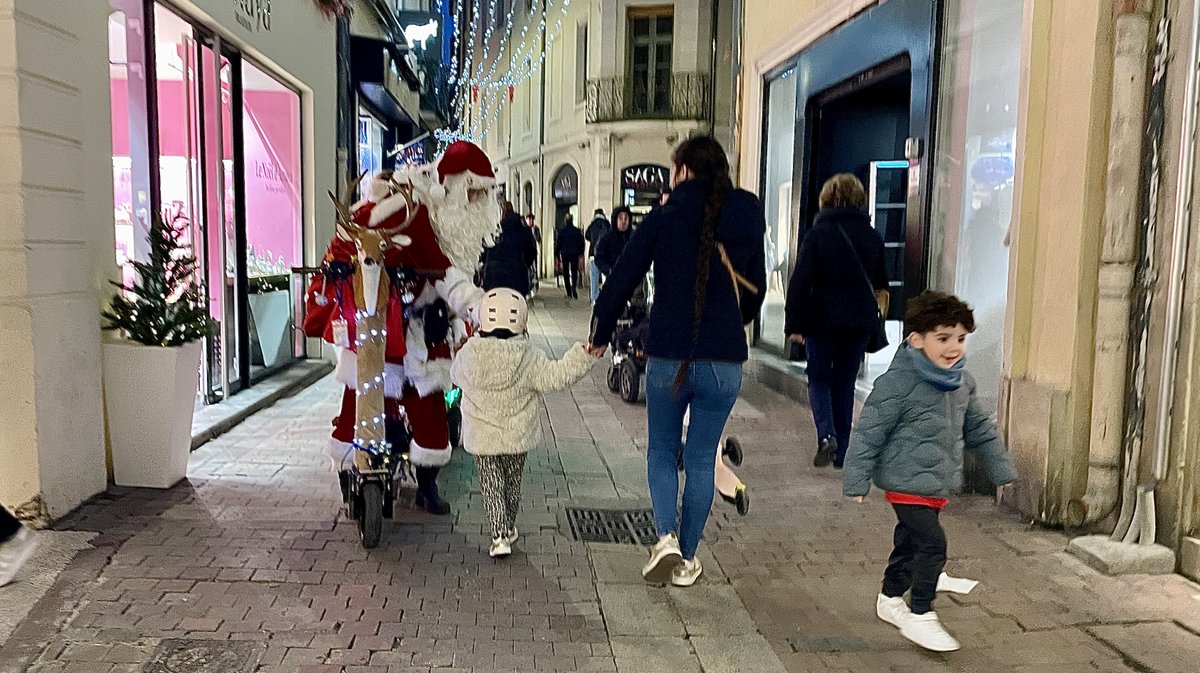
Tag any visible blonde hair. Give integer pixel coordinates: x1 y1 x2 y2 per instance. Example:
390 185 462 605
819 173 868 209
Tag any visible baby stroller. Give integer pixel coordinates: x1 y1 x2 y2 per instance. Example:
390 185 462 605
607 286 651 403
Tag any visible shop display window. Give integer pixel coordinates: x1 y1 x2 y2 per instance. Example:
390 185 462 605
929 0 1022 412
758 68 799 356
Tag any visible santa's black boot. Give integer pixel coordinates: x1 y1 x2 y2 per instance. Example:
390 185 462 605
414 467 451 515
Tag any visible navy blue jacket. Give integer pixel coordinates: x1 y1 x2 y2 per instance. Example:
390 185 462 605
784 207 888 336
590 179 767 363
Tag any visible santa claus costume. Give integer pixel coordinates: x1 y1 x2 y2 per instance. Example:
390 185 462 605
304 141 499 514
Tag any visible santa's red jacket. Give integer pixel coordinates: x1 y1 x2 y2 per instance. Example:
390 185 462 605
303 192 480 409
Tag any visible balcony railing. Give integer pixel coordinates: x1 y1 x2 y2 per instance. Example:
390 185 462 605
585 72 711 124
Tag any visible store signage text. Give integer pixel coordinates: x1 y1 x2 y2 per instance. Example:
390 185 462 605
235 0 272 33
621 164 669 193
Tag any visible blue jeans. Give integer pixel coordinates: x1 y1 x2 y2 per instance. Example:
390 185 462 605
589 259 603 304
645 358 742 559
805 333 868 464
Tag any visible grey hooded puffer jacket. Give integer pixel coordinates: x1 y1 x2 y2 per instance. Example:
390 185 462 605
842 347 1017 498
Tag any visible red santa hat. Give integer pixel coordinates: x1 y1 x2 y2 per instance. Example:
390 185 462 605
429 141 496 201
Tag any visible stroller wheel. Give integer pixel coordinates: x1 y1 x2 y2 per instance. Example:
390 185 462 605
607 365 621 393
723 437 744 466
620 359 641 403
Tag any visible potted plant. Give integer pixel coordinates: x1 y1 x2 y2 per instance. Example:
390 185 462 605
101 215 213 489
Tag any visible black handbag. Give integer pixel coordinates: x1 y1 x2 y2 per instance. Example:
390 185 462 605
836 226 889 354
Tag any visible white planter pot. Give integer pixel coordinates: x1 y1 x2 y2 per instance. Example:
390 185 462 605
102 340 202 489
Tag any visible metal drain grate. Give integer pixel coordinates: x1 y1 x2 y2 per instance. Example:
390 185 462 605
143 639 263 673
564 507 657 545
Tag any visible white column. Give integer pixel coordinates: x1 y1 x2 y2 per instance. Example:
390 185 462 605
0 0 111 520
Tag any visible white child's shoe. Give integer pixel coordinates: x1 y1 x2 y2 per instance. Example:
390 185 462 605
642 533 682 583
670 558 703 587
876 594 911 628
488 536 512 558
900 611 961 652
0 527 39 588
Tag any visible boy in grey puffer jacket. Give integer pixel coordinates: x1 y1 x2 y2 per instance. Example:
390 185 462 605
843 291 1016 654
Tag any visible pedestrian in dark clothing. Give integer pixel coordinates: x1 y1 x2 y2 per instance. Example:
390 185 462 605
481 202 538 295
585 209 611 303
589 136 766 588
595 206 633 276
785 173 888 468
555 215 586 299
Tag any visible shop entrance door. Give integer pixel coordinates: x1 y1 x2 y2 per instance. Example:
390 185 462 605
197 37 248 401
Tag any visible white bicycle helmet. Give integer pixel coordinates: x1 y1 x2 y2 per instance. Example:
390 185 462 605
479 288 528 334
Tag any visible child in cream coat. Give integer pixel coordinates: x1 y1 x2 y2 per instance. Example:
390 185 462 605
451 288 599 557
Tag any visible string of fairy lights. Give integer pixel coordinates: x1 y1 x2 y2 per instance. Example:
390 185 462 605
434 0 573 147
353 307 391 454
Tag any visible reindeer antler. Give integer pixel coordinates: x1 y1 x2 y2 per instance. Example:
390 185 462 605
376 180 418 235
330 172 367 238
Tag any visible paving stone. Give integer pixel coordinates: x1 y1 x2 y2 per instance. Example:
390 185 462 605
609 637 700 673
692 635 789 673
668 585 756 636
595 584 684 637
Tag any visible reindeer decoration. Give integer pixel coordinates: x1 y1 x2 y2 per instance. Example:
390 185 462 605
328 174 417 472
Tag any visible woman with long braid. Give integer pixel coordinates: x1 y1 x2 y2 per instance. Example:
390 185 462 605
588 137 766 587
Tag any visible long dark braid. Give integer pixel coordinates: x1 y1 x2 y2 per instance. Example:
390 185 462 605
673 136 734 392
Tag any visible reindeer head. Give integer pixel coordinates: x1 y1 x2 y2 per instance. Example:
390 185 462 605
329 173 418 318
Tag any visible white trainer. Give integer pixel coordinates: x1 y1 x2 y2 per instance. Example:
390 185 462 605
900 611 961 652
488 536 512 558
876 594 911 628
670 558 703 587
642 533 682 583
0 526 39 588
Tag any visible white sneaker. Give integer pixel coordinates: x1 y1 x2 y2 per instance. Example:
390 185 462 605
900 611 961 652
670 558 703 587
876 594 911 628
642 533 682 583
488 536 512 558
0 527 39 587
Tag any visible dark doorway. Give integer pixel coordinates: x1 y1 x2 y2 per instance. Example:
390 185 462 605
805 56 911 321
805 57 911 227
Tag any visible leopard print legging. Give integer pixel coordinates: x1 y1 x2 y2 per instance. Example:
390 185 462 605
474 454 527 539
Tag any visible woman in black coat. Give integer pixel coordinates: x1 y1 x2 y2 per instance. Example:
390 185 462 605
785 173 888 469
481 201 538 295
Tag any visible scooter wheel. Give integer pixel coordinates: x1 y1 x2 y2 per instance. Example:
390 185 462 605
723 437 744 466
735 488 750 516
359 482 384 549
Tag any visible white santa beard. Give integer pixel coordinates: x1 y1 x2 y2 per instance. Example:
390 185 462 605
428 189 501 272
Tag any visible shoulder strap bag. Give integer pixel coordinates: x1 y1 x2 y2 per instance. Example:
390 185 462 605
835 226 889 354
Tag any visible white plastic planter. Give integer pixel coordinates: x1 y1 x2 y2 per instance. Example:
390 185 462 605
102 339 202 489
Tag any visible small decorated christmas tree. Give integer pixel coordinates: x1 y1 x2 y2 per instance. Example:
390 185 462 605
103 215 213 347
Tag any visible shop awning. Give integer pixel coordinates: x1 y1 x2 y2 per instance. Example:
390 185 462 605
358 82 417 128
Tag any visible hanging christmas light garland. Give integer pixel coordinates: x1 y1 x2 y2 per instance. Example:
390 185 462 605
435 0 573 146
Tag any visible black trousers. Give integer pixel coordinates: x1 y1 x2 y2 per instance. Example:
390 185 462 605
882 504 947 614
560 256 580 298
0 507 22 542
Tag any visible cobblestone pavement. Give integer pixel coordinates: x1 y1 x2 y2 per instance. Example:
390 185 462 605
3 294 1200 673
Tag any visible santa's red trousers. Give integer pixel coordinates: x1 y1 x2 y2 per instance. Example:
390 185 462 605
331 385 450 460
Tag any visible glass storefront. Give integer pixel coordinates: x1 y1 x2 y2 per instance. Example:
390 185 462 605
929 0 1022 412
109 1 305 406
758 67 798 356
